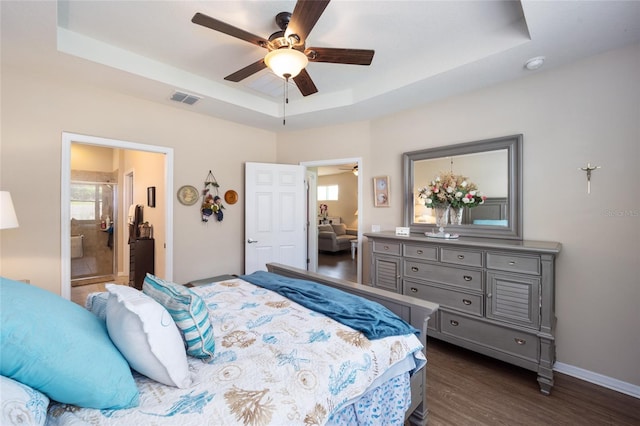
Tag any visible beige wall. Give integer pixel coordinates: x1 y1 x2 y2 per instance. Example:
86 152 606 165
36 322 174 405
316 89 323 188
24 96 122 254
318 172 358 229
70 144 115 172
0 65 276 292
277 44 640 387
120 148 166 278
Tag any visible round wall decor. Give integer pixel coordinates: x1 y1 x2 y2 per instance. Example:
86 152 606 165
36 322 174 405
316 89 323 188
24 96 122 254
224 190 238 205
177 185 199 206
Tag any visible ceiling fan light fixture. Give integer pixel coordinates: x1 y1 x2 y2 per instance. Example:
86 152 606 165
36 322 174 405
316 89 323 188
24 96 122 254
265 48 308 79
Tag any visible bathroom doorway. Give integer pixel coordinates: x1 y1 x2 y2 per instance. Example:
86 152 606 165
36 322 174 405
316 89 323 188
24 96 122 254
61 132 174 301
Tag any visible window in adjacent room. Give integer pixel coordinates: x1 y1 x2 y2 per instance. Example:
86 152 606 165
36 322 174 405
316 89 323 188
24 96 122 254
317 185 339 201
70 183 103 220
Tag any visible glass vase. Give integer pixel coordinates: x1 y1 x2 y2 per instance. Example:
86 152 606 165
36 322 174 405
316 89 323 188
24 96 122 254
450 206 464 225
433 204 450 235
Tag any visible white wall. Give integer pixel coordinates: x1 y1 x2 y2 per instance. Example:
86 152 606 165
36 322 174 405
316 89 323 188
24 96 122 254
277 43 640 388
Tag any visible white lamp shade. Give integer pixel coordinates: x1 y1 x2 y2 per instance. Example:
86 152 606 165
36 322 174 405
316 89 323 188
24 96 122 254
0 191 19 229
264 48 308 79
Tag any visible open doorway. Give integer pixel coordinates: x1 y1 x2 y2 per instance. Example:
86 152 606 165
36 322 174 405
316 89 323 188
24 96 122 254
60 132 174 301
302 158 362 283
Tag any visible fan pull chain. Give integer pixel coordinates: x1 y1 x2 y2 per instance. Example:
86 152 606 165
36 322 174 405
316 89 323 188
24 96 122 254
283 73 291 126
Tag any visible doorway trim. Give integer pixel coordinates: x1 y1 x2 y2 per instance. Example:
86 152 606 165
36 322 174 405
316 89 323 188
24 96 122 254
61 132 174 300
301 157 362 283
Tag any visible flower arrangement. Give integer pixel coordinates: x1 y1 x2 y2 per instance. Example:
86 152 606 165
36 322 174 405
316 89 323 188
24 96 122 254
418 172 486 208
319 203 328 219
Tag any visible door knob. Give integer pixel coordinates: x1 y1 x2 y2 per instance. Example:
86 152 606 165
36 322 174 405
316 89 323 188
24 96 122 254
247 238 259 244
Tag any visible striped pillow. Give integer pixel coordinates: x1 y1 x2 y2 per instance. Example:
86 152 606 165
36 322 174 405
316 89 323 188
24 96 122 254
142 274 215 359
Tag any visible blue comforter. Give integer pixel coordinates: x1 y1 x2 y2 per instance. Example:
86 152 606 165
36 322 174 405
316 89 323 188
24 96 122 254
240 271 419 340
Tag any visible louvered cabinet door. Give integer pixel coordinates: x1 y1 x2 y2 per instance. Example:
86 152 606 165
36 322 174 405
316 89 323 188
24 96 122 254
486 271 540 329
372 255 402 293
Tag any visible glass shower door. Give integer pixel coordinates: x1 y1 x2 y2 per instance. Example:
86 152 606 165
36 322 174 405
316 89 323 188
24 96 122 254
70 182 116 282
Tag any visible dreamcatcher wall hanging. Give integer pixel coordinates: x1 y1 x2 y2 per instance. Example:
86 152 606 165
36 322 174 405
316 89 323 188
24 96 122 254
201 170 225 222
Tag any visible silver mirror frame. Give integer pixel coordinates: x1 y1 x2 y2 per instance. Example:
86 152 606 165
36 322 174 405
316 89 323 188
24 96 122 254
403 134 523 240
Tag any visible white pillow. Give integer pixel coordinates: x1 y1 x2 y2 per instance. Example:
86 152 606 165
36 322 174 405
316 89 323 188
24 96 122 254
0 375 49 426
105 285 193 388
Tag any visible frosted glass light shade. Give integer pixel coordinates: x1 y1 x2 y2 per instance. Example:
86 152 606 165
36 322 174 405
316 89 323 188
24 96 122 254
0 191 19 229
265 48 308 79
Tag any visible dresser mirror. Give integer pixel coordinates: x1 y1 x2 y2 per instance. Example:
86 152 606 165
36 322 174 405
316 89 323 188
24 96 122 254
403 134 523 240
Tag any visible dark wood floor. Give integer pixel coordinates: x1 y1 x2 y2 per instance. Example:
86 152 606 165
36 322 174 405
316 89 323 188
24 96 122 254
424 338 640 426
317 250 357 282
319 250 640 425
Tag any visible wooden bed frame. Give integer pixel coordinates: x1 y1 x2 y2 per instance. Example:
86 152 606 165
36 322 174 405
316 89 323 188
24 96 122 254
266 263 440 426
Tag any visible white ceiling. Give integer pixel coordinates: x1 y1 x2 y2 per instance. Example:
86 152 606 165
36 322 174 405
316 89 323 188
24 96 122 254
2 1 640 132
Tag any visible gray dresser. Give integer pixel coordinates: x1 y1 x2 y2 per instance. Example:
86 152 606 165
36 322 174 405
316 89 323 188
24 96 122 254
365 231 561 394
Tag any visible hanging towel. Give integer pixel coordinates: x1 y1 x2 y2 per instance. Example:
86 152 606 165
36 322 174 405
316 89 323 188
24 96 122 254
71 235 84 259
128 204 136 225
128 205 143 243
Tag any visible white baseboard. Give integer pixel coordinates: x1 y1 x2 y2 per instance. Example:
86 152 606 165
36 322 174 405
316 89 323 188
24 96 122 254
554 362 640 399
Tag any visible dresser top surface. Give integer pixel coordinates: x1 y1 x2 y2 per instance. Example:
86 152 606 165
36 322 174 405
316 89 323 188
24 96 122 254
364 231 561 254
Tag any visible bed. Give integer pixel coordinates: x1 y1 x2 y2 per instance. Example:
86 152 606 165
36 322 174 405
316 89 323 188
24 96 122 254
0 263 438 426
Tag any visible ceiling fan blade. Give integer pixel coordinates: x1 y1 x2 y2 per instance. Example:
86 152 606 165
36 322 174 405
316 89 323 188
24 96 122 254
306 47 375 65
286 0 330 42
224 59 267 82
192 12 269 49
293 68 318 97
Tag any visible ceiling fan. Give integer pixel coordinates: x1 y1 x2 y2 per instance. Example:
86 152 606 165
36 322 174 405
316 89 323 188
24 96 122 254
191 0 375 97
339 164 359 176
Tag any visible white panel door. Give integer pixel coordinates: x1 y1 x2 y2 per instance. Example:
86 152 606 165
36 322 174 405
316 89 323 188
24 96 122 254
245 162 306 274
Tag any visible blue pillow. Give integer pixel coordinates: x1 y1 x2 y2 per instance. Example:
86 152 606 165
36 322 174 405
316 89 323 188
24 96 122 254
0 277 139 409
85 291 109 322
142 274 215 359
473 219 508 226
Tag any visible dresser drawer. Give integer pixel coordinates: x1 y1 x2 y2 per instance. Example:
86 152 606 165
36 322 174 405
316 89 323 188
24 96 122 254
372 240 401 256
404 260 483 291
404 280 482 317
440 311 539 362
486 252 540 275
441 248 483 267
403 244 438 261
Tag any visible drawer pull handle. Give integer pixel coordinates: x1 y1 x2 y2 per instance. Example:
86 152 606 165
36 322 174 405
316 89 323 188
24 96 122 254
509 261 516 265
463 275 472 281
384 245 389 250
410 287 418 293
457 254 465 260
417 250 423 254
514 338 526 345
411 267 419 272
462 299 472 305
450 320 459 327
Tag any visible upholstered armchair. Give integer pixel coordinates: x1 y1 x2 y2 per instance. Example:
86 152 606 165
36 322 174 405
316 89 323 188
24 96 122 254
318 223 357 253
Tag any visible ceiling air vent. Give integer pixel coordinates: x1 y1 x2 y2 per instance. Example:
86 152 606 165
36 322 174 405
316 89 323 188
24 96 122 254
170 91 201 105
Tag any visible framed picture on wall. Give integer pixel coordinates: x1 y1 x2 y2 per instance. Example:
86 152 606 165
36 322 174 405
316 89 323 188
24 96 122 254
373 176 390 207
